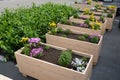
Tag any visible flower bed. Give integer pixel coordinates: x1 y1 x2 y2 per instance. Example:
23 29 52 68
15 38 93 80
46 29 103 64
57 16 105 35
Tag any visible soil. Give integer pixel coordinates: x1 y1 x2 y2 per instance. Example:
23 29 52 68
36 45 89 69
56 32 98 44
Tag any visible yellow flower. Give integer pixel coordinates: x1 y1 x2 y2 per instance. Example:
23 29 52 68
95 20 101 26
91 25 94 30
87 0 92 4
49 21 56 27
108 5 116 10
84 8 90 15
20 37 29 42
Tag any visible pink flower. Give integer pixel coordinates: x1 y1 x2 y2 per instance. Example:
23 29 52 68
30 48 43 57
89 34 101 38
28 38 40 43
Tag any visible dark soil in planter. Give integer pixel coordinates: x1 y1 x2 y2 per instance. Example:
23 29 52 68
41 45 89 69
22 44 90 70
54 31 100 44
94 14 102 16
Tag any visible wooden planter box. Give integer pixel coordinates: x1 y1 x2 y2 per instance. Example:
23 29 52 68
15 43 93 80
46 32 103 65
69 15 107 35
72 1 103 11
57 22 105 35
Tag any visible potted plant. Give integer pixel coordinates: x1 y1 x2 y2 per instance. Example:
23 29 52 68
46 28 103 64
15 37 93 80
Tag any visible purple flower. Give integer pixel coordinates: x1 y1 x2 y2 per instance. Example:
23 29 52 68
89 34 101 38
28 38 40 43
30 48 43 57
82 1 87 4
80 23 84 27
83 24 88 28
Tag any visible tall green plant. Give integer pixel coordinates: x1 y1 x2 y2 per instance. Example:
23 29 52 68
0 2 78 60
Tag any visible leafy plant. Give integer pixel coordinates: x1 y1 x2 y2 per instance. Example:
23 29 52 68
58 49 72 67
60 18 71 25
107 13 113 18
61 34 67 37
0 2 78 60
57 27 63 33
90 36 99 43
83 34 89 38
99 15 105 23
64 29 71 35
84 19 90 25
44 45 51 50
78 36 86 41
73 13 79 18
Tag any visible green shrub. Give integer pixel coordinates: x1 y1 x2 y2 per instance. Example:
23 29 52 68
94 24 101 30
64 29 71 35
73 13 79 18
61 34 67 37
57 28 63 33
107 13 113 18
99 16 105 23
0 2 77 60
58 49 72 67
90 36 99 43
78 36 86 41
44 45 51 50
83 34 89 38
84 19 90 25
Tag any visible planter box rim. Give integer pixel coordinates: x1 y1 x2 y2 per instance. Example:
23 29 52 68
15 43 93 75
46 33 103 45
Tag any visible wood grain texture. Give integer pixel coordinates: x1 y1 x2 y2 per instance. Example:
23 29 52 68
15 43 93 80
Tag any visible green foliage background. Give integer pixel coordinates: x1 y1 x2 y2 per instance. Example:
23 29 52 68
0 2 77 60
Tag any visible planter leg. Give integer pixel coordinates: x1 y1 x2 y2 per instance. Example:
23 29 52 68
93 62 97 65
22 73 27 77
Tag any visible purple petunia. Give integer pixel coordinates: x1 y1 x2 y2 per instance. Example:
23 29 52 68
80 23 84 27
89 34 101 39
30 48 43 57
28 38 40 43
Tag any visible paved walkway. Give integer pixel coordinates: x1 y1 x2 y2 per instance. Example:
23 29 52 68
0 0 120 80
0 0 74 12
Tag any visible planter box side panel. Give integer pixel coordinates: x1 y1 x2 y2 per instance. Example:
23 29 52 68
15 50 89 80
106 18 114 30
57 23 101 35
46 34 101 63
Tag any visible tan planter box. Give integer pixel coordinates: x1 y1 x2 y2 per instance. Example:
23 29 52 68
15 43 93 80
46 32 103 64
70 15 107 35
57 19 105 35
72 1 103 11
106 17 114 30
0 74 12 80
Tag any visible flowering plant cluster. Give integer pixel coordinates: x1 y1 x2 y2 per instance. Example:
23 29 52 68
107 5 116 12
89 20 101 30
22 38 44 58
78 34 101 43
83 8 92 15
89 13 96 22
87 0 92 4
